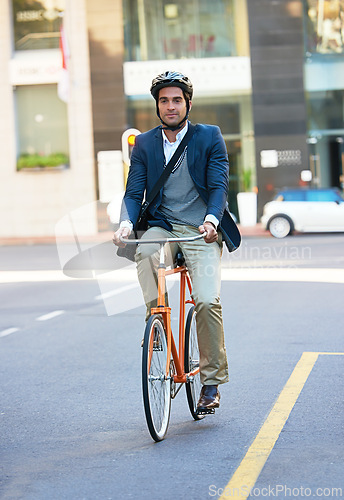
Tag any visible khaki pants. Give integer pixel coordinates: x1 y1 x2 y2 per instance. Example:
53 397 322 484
135 224 229 386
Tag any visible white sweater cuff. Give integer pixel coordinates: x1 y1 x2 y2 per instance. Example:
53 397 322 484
120 220 133 231
204 214 219 229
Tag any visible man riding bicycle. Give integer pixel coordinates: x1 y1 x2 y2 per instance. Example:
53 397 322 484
113 71 235 414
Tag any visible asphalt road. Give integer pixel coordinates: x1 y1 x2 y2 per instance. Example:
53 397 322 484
1 233 344 500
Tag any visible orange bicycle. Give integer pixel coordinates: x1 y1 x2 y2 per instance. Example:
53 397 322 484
120 233 207 441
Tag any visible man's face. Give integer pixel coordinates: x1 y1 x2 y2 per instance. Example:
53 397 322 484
158 86 191 127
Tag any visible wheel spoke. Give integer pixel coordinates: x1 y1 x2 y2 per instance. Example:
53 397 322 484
185 307 204 420
142 316 171 441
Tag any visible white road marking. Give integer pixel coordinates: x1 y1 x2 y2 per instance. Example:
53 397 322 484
0 327 20 338
36 310 65 321
1 267 343 339
95 283 139 300
1 310 65 340
0 270 83 283
1 268 344 285
221 267 344 284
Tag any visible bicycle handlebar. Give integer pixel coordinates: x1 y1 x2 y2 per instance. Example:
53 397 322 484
120 232 207 245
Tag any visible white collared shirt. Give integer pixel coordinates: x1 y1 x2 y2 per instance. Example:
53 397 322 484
162 122 188 164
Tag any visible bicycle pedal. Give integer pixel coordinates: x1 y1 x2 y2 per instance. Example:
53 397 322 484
196 407 216 415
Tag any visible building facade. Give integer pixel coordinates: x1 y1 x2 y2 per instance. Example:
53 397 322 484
0 0 99 238
247 0 344 213
0 0 343 237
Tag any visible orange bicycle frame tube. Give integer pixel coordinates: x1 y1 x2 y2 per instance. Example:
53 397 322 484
151 264 196 384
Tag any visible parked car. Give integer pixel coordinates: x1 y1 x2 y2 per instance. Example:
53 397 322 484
261 188 344 238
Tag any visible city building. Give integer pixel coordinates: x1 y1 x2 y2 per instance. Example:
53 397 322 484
0 0 343 238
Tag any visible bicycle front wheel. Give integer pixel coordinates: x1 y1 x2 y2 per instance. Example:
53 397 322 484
184 306 204 420
142 314 171 441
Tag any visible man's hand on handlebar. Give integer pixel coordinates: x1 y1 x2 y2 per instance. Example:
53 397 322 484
113 222 214 247
112 226 131 247
199 221 218 244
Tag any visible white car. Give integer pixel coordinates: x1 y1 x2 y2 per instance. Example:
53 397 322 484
261 188 344 238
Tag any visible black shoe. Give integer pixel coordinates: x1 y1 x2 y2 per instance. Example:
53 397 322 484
196 385 220 415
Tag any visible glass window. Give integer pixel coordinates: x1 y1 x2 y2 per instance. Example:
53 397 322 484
306 189 341 201
306 90 344 130
127 97 240 134
277 191 306 201
15 84 69 170
123 0 237 61
12 0 65 51
304 0 344 55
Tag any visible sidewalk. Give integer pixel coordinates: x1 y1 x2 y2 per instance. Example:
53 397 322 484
0 224 268 246
237 223 267 238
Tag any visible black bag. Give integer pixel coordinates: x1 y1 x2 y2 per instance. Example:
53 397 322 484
117 125 196 261
116 205 149 262
219 208 241 252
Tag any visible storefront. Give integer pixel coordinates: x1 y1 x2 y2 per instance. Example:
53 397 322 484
304 0 344 190
0 0 96 238
11 0 69 171
1 0 344 238
121 0 256 219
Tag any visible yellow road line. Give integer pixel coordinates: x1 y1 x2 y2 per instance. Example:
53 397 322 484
220 352 344 499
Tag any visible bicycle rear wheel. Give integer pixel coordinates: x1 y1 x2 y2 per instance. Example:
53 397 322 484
142 314 171 441
184 306 204 420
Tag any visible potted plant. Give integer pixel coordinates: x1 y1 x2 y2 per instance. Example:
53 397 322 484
237 168 257 227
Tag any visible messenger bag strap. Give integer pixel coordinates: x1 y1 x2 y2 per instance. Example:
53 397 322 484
138 123 196 219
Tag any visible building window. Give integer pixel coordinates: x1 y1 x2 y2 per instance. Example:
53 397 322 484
123 0 237 61
307 90 344 130
304 0 344 55
15 84 69 170
12 0 65 51
127 97 240 134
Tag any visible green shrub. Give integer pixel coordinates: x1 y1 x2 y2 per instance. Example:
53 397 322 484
17 153 69 170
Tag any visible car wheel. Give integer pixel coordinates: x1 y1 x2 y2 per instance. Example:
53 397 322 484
268 215 293 238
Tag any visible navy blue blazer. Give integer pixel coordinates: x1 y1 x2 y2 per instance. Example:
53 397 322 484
120 122 230 231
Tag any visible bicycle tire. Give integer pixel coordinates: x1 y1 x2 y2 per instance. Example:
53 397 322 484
184 306 204 420
142 314 171 441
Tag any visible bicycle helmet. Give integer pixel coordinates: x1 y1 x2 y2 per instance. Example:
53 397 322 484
150 71 193 101
150 71 193 131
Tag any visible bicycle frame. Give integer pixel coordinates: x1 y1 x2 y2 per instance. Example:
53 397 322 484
120 233 206 385
151 261 196 385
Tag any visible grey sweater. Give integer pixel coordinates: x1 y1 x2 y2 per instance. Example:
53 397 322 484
159 148 207 227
